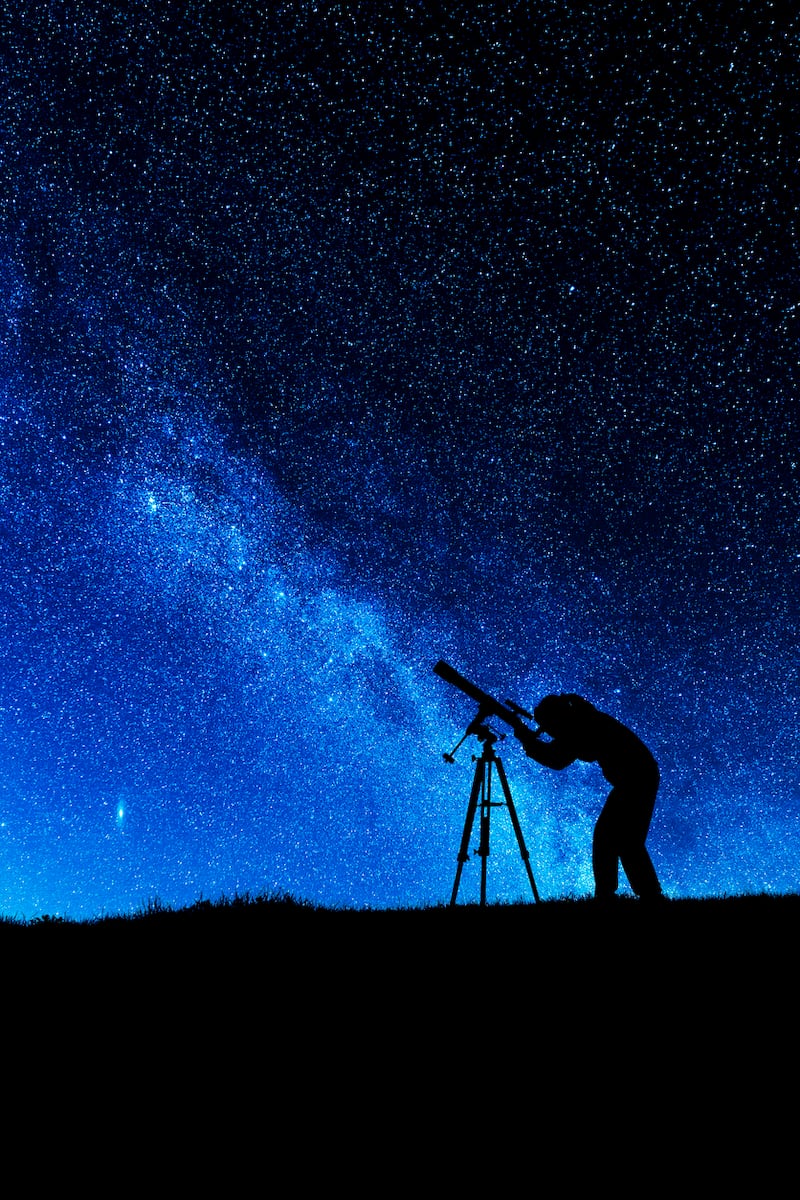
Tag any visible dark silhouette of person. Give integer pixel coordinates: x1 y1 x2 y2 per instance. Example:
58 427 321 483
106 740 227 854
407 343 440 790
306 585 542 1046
515 693 664 903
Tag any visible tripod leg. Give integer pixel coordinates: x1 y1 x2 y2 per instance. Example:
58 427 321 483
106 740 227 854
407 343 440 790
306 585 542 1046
478 761 492 907
451 756 484 906
494 754 540 903
479 782 491 902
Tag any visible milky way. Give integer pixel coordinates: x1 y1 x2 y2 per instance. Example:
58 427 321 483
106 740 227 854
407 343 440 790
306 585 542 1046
0 3 798 917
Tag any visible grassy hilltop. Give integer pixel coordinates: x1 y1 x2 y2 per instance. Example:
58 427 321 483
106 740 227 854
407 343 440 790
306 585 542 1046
4 889 798 993
5 887 798 938
4 892 796 1085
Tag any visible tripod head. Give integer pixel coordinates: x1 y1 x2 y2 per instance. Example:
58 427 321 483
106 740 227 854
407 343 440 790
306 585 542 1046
442 706 500 762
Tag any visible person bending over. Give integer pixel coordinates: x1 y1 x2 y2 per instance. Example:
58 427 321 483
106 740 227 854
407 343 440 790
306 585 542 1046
516 693 664 902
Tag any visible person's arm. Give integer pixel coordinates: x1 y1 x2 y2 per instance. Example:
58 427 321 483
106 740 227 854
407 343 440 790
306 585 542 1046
515 728 576 769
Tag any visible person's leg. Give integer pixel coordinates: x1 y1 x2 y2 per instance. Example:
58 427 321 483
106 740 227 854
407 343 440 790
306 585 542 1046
617 785 663 899
592 792 622 899
620 841 663 899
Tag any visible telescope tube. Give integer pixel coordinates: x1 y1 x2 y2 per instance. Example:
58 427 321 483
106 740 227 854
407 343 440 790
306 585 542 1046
433 660 533 735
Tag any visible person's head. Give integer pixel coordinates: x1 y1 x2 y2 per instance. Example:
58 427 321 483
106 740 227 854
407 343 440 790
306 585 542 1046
533 693 596 738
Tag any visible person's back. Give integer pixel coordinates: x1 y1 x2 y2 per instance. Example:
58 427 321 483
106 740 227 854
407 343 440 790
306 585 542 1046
584 709 659 789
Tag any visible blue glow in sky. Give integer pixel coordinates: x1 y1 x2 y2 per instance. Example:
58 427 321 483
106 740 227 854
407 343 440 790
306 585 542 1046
0 3 797 918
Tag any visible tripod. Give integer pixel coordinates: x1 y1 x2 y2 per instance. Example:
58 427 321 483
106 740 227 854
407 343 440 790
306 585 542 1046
449 718 540 906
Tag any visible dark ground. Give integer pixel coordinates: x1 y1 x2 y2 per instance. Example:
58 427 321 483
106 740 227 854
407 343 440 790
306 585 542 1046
6 891 797 1013
5 893 795 1178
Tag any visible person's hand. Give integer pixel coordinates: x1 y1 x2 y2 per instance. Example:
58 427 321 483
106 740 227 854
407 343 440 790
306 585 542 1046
514 725 540 753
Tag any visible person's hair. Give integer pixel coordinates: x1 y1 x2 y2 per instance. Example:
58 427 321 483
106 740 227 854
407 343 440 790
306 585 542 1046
533 693 596 735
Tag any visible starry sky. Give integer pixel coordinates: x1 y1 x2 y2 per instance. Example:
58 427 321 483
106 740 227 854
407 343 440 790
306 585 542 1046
0 1 798 918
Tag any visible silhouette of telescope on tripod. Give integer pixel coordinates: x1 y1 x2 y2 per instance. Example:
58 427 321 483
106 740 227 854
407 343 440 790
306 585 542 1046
433 660 543 906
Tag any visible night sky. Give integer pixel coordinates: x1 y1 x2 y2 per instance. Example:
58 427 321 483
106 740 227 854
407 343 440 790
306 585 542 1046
1 1 798 919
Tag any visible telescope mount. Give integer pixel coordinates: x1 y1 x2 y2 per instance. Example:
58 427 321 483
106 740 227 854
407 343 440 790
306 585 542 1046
446 709 540 907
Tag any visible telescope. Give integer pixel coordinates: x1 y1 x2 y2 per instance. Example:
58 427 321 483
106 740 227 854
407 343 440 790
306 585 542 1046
433 659 542 904
432 659 541 757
